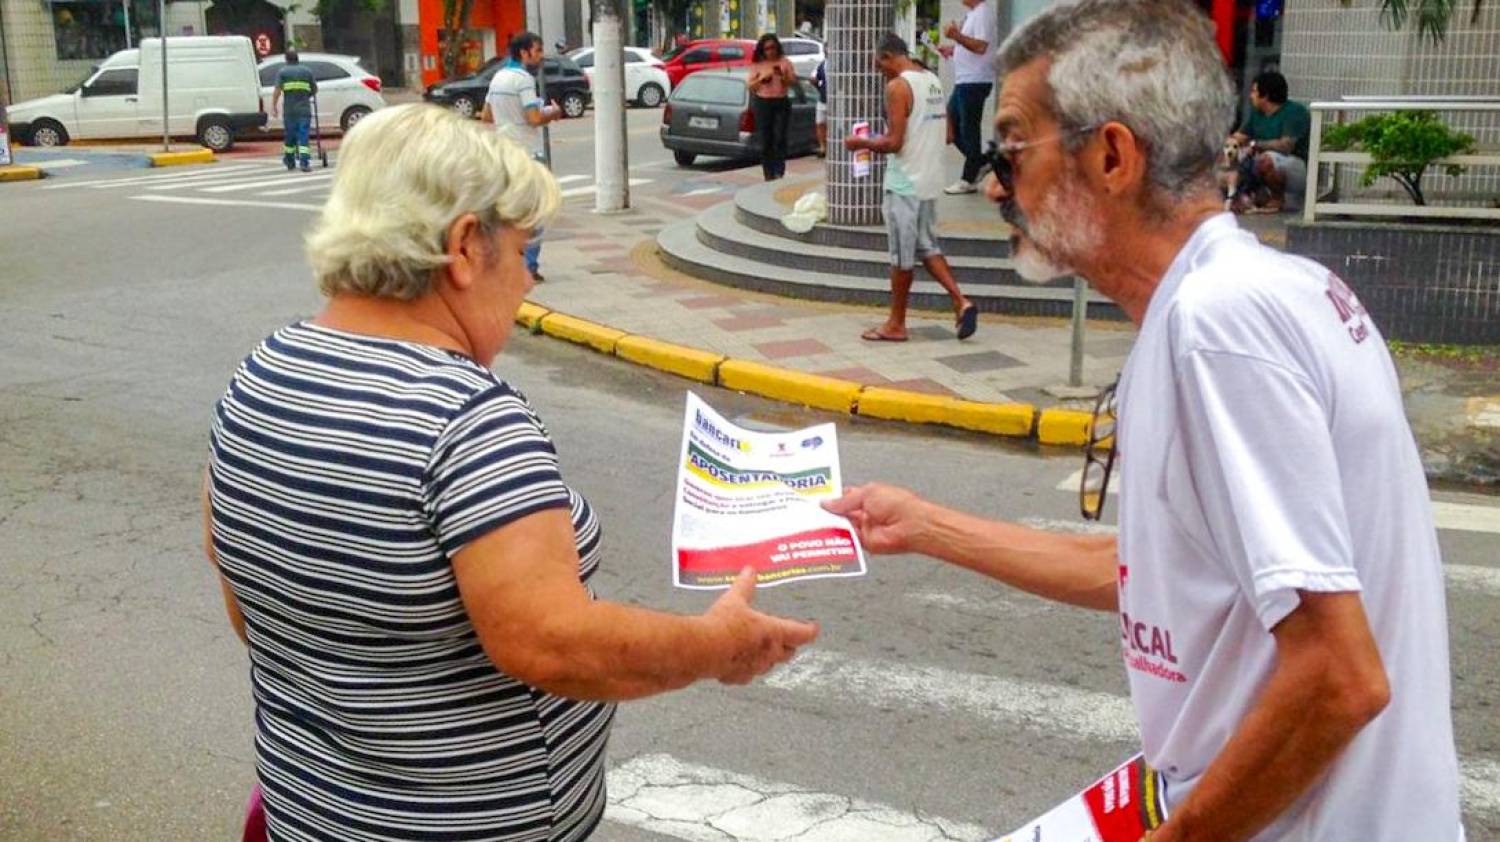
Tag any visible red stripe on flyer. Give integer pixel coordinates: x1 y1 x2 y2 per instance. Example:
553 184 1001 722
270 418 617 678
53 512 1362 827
677 527 857 575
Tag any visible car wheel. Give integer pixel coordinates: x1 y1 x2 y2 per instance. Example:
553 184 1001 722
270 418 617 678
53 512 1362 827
561 91 587 119
29 119 68 147
452 95 477 118
197 116 235 152
341 105 372 133
673 150 697 167
637 83 665 108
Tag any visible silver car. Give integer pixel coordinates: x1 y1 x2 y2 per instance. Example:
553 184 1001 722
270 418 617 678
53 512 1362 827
659 70 820 167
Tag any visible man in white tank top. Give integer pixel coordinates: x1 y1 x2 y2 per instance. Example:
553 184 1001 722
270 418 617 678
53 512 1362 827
843 34 977 343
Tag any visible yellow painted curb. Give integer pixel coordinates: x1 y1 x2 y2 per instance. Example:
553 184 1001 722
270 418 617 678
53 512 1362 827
149 148 214 167
539 312 626 354
1037 408 1093 446
945 400 1037 438
719 360 861 414
0 165 43 182
616 335 724 384
516 302 550 332
856 388 958 425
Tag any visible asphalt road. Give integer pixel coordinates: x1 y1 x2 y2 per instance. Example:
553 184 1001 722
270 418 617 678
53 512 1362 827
2 108 1498 842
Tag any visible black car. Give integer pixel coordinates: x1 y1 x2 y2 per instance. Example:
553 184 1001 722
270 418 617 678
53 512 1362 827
423 56 591 119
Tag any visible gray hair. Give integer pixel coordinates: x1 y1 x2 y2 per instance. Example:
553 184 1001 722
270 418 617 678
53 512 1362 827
305 103 559 300
997 0 1235 200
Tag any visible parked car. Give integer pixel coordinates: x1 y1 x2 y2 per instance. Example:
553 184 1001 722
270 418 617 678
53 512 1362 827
8 36 264 151
659 69 819 167
423 56 591 119
257 52 386 133
779 37 825 77
565 46 671 108
660 39 755 88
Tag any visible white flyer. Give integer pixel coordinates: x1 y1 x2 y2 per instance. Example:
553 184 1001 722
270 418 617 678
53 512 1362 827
991 754 1167 842
671 392 866 589
850 121 873 178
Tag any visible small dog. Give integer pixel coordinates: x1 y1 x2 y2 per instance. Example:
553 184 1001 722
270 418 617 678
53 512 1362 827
1221 138 1252 208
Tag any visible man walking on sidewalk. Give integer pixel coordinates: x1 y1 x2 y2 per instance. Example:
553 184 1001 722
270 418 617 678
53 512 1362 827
482 32 562 281
271 50 317 173
942 0 997 194
845 35 976 343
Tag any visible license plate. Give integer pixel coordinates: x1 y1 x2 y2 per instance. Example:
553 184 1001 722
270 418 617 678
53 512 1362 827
688 115 719 129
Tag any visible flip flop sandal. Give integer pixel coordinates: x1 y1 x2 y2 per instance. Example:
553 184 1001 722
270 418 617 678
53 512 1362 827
862 328 908 342
956 304 978 340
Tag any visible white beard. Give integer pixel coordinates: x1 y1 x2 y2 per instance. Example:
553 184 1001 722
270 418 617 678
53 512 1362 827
1008 174 1102 284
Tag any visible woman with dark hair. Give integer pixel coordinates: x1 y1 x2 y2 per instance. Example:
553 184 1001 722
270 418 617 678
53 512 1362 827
748 33 797 180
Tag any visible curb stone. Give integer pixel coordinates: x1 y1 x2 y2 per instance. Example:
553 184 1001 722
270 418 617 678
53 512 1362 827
149 148 215 167
516 300 1096 448
0 165 44 182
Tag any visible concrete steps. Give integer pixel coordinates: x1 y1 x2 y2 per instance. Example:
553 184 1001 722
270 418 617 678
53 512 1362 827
655 180 1124 320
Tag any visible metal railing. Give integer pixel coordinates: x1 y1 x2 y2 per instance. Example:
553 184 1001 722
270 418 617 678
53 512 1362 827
1303 98 1500 223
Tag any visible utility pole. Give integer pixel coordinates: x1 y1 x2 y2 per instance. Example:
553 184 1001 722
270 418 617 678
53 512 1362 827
590 0 628 212
703 0 722 37
159 0 170 152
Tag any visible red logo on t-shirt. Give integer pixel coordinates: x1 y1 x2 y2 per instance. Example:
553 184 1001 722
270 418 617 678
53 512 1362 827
1324 272 1370 344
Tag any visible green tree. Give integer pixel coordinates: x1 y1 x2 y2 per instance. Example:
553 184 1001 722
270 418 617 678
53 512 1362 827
1322 110 1476 205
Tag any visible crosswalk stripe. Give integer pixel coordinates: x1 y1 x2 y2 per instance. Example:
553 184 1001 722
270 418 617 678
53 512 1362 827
766 650 1499 819
257 182 335 197
555 174 590 184
1052 472 1500 535
605 753 990 842
559 177 652 198
130 194 322 212
199 171 337 193
142 171 308 191
41 163 277 190
31 158 89 170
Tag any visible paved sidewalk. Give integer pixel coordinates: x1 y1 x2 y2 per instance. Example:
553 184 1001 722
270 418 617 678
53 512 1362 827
537 171 1130 410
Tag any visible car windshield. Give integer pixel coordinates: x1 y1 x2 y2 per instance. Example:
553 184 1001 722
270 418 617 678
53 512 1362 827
675 75 745 105
65 66 100 94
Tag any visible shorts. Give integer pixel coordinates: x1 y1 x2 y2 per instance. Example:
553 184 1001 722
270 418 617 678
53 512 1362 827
883 192 941 270
815 101 827 125
1265 151 1307 209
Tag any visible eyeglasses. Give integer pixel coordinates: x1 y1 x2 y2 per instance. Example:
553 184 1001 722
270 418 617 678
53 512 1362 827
983 125 1099 193
1080 376 1119 521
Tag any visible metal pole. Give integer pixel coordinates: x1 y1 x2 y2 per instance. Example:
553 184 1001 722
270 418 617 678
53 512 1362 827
1068 276 1086 387
123 0 133 49
534 8 551 168
159 0 169 152
0 1 14 106
591 0 628 212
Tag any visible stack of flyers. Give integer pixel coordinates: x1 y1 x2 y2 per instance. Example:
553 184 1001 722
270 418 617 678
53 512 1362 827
850 121 872 178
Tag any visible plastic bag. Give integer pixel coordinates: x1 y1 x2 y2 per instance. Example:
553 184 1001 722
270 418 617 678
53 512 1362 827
781 191 828 233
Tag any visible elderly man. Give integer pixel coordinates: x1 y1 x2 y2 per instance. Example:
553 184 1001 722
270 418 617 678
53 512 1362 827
826 2 1464 840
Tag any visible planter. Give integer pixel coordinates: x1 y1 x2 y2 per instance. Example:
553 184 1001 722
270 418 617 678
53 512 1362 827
1285 219 1499 345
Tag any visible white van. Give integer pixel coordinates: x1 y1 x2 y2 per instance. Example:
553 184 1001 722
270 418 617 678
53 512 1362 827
9 35 265 152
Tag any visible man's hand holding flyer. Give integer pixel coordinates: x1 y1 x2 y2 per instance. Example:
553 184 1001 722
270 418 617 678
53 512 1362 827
671 393 866 589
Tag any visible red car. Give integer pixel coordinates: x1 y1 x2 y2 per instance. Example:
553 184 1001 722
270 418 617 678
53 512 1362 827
662 39 756 88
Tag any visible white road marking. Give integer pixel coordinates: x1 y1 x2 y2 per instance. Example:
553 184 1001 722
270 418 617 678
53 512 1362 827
129 194 321 212
605 753 990 842
555 174 590 184
559 177 652 198
680 186 722 197
767 650 1140 744
1444 564 1500 597
1053 472 1500 534
907 589 1051 618
30 158 89 170
198 171 337 193
257 182 335 197
768 650 1500 819
41 162 277 189
1431 499 1500 535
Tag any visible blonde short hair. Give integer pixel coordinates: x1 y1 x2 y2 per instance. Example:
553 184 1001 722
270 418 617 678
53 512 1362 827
305 103 560 300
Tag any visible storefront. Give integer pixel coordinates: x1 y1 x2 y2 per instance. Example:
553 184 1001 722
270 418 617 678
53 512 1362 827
414 0 522 86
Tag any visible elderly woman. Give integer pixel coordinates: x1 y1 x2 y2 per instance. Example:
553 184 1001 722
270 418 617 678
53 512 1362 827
202 104 819 841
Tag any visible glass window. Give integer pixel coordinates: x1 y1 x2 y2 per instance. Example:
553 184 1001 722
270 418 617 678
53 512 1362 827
718 46 745 60
785 41 818 55
84 67 138 96
681 48 711 65
51 0 142 61
573 51 594 68
674 75 745 106
306 61 350 81
258 63 282 87
624 53 644 64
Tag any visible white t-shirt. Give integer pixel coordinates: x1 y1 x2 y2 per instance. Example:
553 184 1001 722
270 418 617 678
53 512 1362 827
953 0 997 85
1116 213 1463 841
486 60 543 155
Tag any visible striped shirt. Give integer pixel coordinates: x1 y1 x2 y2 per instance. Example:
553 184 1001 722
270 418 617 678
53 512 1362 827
208 322 615 841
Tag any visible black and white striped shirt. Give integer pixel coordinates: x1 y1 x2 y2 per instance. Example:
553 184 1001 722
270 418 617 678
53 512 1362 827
208 322 615 841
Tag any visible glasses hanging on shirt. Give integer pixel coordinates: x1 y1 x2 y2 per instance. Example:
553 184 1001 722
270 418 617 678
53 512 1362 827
1080 375 1119 521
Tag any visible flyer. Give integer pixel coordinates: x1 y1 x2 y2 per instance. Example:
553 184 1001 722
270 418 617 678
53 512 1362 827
671 392 866 589
850 121 873 178
991 754 1166 842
